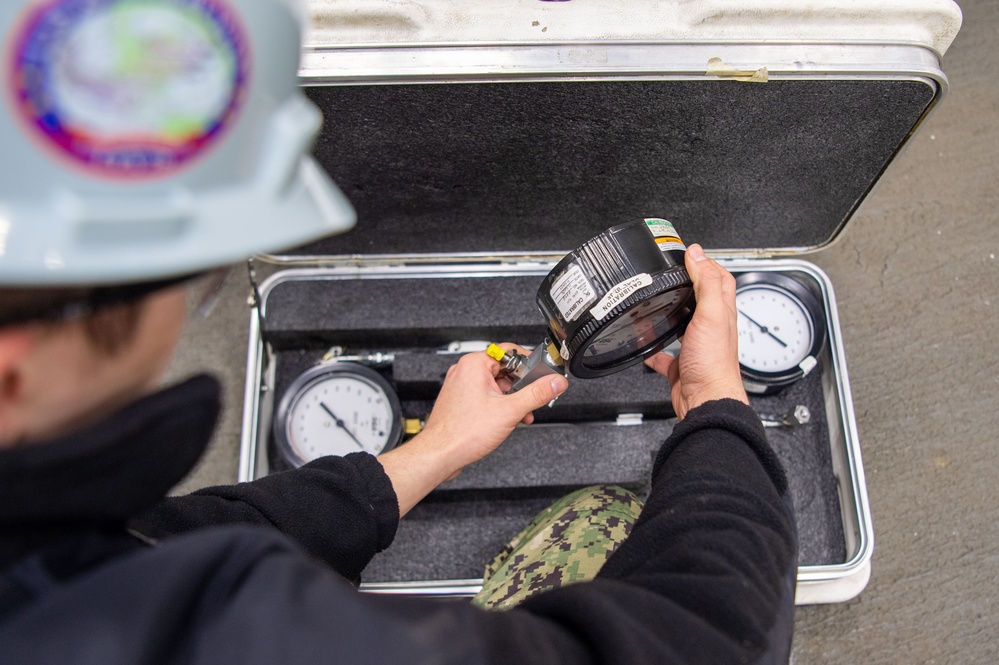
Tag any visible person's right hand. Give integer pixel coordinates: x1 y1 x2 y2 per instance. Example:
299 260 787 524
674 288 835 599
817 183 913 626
377 345 567 517
644 243 748 419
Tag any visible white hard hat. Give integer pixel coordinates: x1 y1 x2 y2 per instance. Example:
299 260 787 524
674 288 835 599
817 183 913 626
0 0 355 287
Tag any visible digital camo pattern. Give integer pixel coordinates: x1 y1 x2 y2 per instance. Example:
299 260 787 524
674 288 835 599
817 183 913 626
473 485 644 611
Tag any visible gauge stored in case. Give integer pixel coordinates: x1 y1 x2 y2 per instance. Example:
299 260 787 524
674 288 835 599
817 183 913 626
274 362 403 467
535 218 695 379
735 272 827 395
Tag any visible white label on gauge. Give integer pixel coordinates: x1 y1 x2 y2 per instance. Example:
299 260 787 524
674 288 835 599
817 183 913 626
589 273 653 320
645 218 686 253
551 263 598 322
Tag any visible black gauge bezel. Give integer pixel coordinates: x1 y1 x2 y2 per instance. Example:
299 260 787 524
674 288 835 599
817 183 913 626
536 219 695 380
735 271 827 393
572 284 694 377
273 362 403 468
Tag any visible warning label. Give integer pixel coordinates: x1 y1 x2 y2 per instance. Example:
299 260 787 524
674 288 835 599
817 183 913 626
645 218 686 253
551 263 597 322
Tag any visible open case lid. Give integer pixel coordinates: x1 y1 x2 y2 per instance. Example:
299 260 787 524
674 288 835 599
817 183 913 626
262 0 962 264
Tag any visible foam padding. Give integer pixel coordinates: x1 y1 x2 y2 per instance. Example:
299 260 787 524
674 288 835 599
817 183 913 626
289 79 934 257
263 275 547 349
360 368 844 583
436 421 668 492
364 495 562 583
750 371 846 567
391 353 673 420
262 270 847 582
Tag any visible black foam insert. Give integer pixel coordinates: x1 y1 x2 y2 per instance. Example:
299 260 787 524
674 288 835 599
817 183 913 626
361 367 843 583
437 421 668 492
363 495 563 584
392 352 673 421
288 79 933 256
263 275 546 349
262 270 846 580
747 371 845 568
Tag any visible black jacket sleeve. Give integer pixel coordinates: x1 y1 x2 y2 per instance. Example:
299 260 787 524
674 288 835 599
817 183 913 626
470 398 799 665
129 452 399 582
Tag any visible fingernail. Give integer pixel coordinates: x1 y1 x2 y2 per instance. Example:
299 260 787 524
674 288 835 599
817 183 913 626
551 376 568 395
688 244 707 262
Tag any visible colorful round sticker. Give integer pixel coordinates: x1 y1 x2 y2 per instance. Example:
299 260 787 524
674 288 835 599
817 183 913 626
8 0 249 179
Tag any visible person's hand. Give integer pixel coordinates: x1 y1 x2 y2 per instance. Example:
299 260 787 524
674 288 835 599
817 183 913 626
644 244 748 419
422 344 568 472
377 344 568 516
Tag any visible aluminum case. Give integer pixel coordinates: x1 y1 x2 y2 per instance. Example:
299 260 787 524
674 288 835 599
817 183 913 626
239 1 961 606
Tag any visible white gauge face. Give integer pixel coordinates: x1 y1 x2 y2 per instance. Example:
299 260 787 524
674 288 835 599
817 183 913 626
736 285 815 373
581 287 692 369
284 374 397 462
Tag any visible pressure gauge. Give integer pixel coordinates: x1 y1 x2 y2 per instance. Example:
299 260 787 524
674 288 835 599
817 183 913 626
735 272 826 395
535 218 695 379
274 363 403 467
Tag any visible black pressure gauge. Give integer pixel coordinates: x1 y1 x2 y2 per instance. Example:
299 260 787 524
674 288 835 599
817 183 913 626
535 219 695 379
274 363 403 467
735 272 826 395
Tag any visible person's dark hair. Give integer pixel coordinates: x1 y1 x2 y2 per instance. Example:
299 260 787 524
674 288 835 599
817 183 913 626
80 300 144 355
0 286 155 355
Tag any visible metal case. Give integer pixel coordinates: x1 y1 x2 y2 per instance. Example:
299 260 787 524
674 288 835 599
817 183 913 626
239 1 961 605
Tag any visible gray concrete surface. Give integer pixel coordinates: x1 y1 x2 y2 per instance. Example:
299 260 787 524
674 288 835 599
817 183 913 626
167 0 999 661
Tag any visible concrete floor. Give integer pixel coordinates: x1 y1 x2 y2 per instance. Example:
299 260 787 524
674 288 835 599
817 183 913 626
167 0 999 661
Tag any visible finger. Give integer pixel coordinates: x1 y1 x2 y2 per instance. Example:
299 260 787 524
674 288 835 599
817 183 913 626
666 355 681 386
482 343 523 379
508 373 569 415
489 343 533 377
497 342 531 356
686 246 728 308
644 351 675 378
684 243 709 283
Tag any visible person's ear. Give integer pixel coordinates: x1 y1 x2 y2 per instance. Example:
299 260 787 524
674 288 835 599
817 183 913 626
0 325 37 413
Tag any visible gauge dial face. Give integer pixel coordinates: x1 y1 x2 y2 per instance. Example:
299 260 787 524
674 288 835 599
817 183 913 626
736 285 814 373
276 365 401 467
580 286 693 370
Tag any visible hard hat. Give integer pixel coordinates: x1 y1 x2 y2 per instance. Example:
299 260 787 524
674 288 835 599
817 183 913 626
0 0 355 287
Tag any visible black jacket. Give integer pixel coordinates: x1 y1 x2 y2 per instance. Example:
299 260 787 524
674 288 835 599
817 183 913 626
0 375 797 664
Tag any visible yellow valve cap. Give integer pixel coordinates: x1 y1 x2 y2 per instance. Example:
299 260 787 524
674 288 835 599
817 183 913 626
486 344 507 362
403 418 424 436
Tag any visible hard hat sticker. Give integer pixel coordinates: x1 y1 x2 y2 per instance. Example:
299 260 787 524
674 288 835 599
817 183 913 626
8 0 249 179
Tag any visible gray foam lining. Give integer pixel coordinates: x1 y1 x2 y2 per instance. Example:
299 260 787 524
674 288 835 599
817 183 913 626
290 79 934 257
364 496 562 584
392 352 673 420
262 271 846 582
437 421 668 492
263 275 546 349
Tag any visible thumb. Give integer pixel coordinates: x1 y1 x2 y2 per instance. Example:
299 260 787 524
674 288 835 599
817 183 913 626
510 374 569 414
684 243 709 285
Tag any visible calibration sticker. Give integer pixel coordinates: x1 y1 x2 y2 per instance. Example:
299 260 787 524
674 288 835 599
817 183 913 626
645 218 687 253
589 273 653 321
7 0 249 179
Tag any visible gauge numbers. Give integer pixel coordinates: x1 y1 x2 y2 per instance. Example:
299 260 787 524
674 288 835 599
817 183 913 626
274 363 402 467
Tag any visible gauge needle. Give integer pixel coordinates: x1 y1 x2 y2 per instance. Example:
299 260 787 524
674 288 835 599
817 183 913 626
319 402 365 450
737 309 788 348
